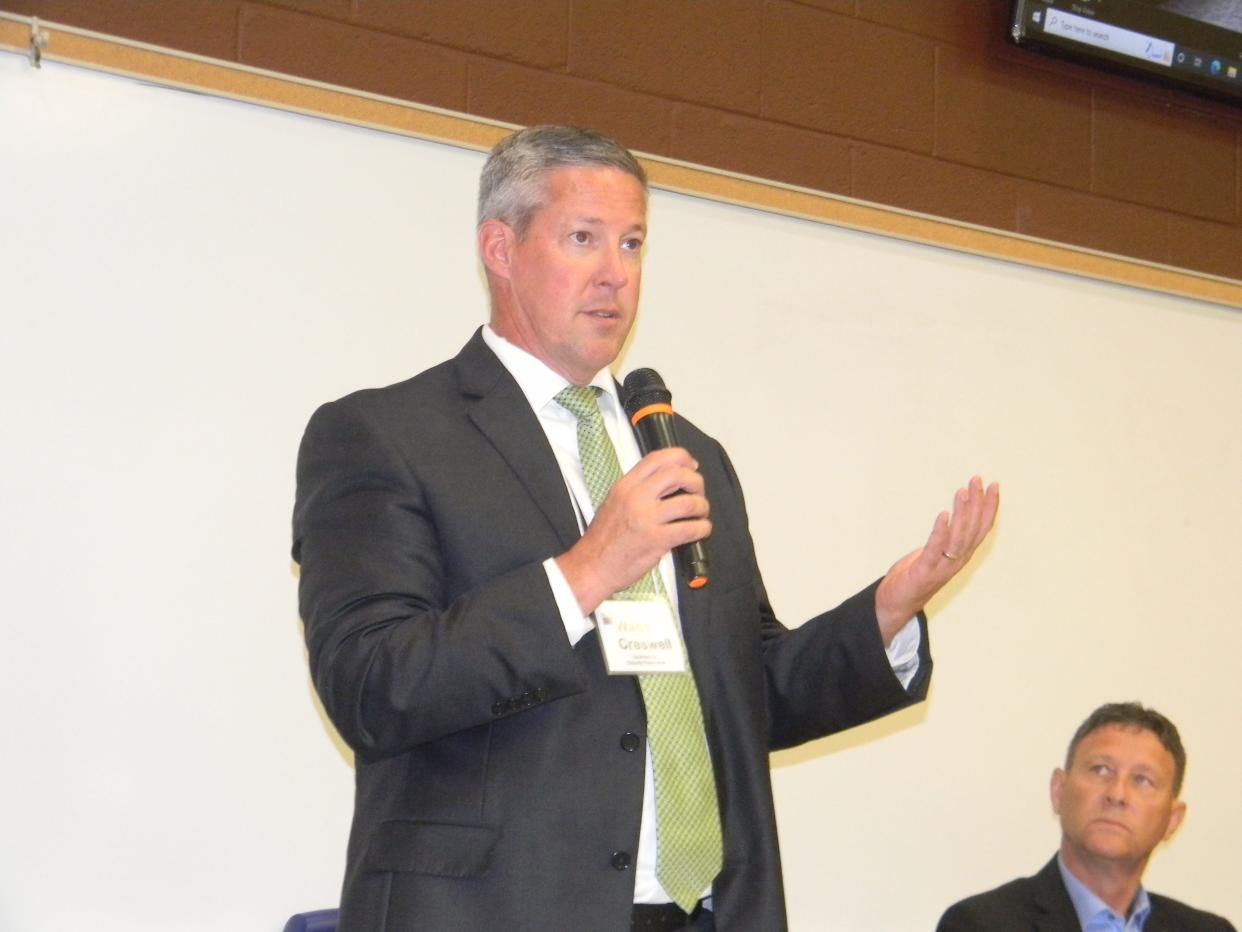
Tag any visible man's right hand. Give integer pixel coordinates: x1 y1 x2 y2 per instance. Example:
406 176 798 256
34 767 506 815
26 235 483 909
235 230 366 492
555 447 711 615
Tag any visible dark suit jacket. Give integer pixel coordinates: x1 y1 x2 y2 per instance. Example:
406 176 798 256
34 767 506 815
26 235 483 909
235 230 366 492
292 330 932 932
936 855 1236 932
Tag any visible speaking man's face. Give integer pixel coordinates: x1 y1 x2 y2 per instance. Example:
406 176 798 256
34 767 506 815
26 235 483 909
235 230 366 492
1051 724 1186 871
487 166 646 385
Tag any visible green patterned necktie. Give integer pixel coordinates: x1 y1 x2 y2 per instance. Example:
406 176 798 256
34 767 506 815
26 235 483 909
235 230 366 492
555 385 723 912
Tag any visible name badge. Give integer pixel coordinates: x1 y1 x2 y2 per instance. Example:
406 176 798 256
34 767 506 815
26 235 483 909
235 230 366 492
595 597 688 675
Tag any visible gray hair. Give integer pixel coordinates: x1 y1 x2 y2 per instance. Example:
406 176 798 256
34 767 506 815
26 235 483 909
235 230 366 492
477 125 647 235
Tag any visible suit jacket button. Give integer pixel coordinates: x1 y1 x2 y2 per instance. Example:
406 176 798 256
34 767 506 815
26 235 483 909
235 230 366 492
620 732 641 753
610 851 631 871
532 687 547 702
491 701 505 716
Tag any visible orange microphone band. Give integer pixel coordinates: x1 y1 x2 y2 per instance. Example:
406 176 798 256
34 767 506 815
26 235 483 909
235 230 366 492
629 402 674 426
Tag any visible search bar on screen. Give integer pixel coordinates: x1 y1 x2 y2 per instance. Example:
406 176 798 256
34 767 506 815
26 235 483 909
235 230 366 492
1043 8 1174 66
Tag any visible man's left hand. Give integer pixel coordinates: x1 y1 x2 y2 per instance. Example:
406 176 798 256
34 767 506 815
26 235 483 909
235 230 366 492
874 476 1000 645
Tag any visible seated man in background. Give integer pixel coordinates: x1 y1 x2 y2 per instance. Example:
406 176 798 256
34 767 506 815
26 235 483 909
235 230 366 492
937 702 1235 932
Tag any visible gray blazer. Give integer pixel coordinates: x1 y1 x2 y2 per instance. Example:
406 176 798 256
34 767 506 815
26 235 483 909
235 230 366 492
937 856 1236 932
293 329 931 931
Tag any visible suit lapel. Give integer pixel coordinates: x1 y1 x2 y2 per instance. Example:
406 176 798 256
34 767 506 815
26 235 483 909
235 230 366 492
1031 856 1086 932
1142 899 1173 932
454 330 580 551
458 333 712 646
620 400 714 667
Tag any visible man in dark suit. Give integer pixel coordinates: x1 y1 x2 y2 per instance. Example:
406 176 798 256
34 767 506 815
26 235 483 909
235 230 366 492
293 125 998 932
937 703 1235 932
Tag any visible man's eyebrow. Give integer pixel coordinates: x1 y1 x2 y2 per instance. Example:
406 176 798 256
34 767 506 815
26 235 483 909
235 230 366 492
569 214 646 231
1080 752 1116 766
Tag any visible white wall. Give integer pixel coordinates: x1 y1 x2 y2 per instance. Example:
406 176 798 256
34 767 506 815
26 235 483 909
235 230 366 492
1 50 1238 930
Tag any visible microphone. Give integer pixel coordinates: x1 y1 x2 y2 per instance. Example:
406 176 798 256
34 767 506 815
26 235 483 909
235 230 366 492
622 368 710 590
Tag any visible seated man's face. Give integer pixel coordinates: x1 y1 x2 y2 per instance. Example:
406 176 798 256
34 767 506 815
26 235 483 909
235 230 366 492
1051 724 1186 870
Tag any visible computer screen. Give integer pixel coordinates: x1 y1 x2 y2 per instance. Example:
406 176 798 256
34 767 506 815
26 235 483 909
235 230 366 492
1010 0 1242 102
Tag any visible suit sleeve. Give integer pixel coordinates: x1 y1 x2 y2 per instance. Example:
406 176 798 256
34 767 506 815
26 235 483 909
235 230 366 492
292 396 588 761
709 440 931 751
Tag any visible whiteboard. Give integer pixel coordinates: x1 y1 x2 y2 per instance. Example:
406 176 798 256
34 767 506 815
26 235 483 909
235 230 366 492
1 50 1238 931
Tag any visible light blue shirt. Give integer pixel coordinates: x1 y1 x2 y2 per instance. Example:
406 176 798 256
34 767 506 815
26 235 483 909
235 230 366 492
1059 852 1152 932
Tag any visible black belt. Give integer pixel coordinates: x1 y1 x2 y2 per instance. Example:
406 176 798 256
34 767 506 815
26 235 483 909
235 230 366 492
631 901 708 931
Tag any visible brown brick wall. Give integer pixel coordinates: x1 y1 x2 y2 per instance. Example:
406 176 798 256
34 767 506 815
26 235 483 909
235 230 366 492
6 0 1240 279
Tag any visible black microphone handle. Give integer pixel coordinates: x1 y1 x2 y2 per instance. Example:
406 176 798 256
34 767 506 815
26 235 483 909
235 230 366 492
632 411 710 589
633 410 679 452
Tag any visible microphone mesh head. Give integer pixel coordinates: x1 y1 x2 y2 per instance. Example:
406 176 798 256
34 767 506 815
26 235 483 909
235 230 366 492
622 368 672 418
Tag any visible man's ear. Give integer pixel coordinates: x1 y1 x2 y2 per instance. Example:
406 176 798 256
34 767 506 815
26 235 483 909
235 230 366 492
478 219 515 279
1163 800 1187 842
1050 767 1066 816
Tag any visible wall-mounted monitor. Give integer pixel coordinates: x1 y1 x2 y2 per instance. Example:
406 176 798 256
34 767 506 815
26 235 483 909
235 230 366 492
1009 0 1242 103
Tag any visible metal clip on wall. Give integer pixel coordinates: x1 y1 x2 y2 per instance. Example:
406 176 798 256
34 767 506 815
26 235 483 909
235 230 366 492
29 17 48 68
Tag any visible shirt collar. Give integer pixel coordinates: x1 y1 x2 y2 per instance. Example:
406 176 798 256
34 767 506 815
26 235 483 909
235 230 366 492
481 324 622 417
1057 852 1152 931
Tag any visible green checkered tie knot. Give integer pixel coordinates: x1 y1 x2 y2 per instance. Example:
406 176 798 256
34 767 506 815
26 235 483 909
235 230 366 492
555 385 723 912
